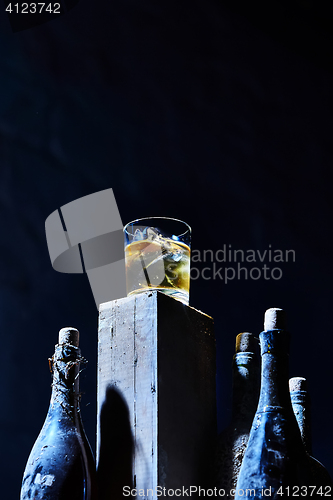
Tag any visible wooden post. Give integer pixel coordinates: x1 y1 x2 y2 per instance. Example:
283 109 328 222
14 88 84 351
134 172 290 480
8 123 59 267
97 291 216 499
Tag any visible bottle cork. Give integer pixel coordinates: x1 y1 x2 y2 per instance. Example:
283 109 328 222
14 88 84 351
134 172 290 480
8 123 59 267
236 332 257 353
264 308 287 331
289 377 307 393
58 327 80 347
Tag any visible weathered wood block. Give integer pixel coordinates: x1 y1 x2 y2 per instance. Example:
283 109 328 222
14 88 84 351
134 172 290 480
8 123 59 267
97 291 216 499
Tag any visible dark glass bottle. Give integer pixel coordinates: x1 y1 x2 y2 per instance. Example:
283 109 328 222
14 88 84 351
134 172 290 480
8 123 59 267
20 327 97 500
235 308 329 500
290 377 333 488
214 332 260 495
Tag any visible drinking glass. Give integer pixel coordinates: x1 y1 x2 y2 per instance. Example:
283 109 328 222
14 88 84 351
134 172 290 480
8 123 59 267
124 217 191 305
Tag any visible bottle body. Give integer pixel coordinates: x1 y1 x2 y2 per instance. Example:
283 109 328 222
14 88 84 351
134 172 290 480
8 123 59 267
214 333 260 495
235 329 319 499
21 329 97 500
290 377 333 490
21 404 96 499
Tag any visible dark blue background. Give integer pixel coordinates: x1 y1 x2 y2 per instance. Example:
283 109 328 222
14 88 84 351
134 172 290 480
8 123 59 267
1 1 333 497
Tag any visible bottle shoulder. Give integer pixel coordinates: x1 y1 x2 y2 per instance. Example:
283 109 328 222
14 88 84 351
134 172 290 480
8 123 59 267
27 407 92 458
236 409 323 494
307 455 333 487
21 408 96 500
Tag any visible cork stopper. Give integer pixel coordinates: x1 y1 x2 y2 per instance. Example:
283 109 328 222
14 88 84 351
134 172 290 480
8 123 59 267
289 377 307 392
264 308 286 331
235 332 256 353
58 327 79 347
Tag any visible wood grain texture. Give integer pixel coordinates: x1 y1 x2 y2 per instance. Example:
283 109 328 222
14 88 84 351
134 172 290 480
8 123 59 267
97 291 216 499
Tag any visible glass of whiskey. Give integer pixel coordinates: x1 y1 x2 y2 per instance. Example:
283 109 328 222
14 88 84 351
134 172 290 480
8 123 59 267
124 217 191 305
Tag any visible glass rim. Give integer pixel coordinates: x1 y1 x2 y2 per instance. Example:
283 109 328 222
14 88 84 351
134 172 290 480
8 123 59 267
123 216 191 238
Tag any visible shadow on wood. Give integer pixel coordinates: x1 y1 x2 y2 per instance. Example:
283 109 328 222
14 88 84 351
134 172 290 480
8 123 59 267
97 292 216 497
97 385 134 500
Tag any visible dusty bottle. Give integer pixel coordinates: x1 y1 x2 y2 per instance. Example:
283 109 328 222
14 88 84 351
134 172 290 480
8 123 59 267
290 377 333 488
289 377 312 454
214 332 260 495
20 327 97 500
235 308 330 499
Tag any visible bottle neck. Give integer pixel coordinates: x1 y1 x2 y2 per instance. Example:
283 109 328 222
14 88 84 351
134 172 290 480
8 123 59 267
49 343 82 421
257 330 292 413
231 352 259 423
290 390 312 455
